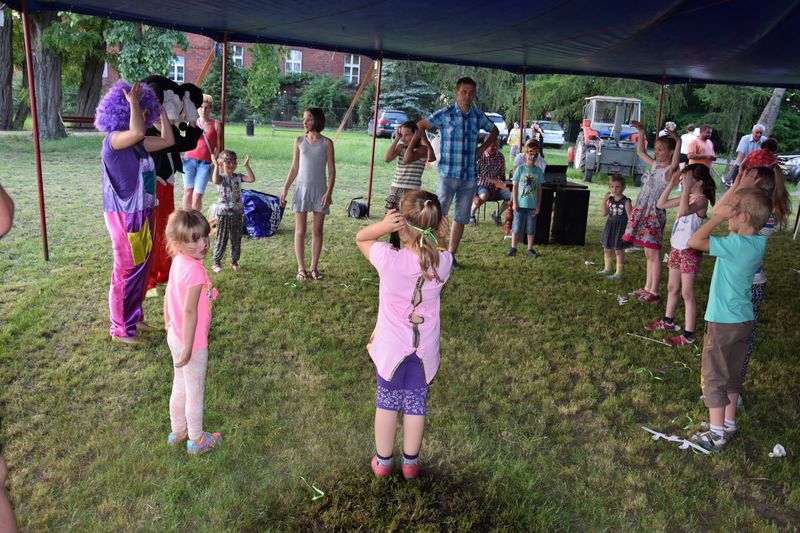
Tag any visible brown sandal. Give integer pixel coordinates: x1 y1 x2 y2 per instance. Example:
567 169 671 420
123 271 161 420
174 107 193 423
296 270 307 281
310 269 324 281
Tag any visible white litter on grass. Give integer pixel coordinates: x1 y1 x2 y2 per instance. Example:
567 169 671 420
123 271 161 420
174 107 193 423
624 246 642 254
584 260 596 266
641 426 711 455
791 268 800 274
769 444 786 458
626 331 670 346
617 295 628 305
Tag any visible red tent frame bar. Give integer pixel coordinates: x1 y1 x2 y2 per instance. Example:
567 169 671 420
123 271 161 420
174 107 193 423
20 0 50 260
365 55 384 216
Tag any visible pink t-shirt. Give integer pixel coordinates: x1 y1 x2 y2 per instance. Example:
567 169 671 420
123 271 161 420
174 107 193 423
688 138 715 168
165 254 216 350
367 242 453 384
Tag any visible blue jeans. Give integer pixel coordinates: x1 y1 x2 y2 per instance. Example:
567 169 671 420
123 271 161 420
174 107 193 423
182 157 212 194
512 208 537 235
436 177 476 225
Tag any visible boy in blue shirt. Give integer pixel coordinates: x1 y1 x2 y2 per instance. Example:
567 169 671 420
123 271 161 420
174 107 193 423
508 141 544 257
687 188 772 451
414 77 498 266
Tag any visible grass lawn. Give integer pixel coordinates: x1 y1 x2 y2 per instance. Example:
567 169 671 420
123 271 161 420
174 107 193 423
0 126 799 531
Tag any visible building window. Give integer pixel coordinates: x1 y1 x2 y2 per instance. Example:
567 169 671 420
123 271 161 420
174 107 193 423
169 55 185 83
343 54 360 84
285 50 302 73
232 45 244 67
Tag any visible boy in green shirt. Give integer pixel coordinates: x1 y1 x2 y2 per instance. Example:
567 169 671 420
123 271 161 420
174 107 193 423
687 188 771 451
508 141 544 257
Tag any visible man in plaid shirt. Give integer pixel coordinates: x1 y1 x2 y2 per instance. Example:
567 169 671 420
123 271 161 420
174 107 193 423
413 77 498 266
470 140 510 225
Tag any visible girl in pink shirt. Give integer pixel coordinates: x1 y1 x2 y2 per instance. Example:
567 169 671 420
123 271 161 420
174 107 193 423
356 190 453 480
163 210 221 454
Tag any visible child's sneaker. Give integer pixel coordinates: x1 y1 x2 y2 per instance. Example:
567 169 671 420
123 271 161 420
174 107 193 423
507 247 517 257
607 273 624 281
666 334 693 346
167 432 187 446
212 264 222 273
595 269 612 276
692 430 726 452
401 461 421 480
639 292 661 303
371 455 393 477
186 432 222 454
527 248 538 258
697 422 737 440
645 320 681 332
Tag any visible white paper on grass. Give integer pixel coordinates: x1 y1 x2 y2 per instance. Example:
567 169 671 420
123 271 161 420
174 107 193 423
769 444 786 458
641 426 711 455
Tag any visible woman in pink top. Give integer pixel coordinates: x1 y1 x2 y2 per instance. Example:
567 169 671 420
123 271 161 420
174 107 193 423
163 210 221 454
182 94 219 211
356 190 453 480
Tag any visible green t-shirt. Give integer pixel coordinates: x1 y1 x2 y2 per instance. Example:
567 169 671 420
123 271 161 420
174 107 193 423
512 165 544 210
705 233 767 323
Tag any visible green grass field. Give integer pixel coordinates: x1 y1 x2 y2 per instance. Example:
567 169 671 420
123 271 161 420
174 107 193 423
0 126 799 531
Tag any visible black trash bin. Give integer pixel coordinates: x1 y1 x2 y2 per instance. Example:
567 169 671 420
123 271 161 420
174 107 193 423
246 119 255 137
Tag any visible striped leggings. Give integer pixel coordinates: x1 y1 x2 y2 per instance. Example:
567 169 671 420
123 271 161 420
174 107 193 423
213 213 243 265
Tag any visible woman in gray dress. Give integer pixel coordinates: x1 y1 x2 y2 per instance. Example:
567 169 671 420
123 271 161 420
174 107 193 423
280 107 336 281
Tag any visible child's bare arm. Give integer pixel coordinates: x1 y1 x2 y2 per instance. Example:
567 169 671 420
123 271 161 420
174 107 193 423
174 284 202 368
356 210 404 258
420 132 436 163
630 120 654 165
678 182 708 217
665 129 681 174
534 183 543 215
624 198 633 219
384 131 401 163
110 83 146 150
322 140 336 209
600 191 610 217
656 170 680 209
143 107 176 153
280 137 301 207
242 155 256 183
210 156 220 184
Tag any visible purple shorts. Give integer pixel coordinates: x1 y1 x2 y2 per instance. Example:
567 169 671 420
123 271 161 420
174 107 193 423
375 354 429 416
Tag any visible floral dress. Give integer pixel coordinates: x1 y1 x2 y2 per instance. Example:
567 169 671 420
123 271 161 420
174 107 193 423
622 164 669 249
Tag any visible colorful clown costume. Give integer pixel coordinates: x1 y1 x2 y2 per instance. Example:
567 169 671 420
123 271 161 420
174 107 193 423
102 134 157 338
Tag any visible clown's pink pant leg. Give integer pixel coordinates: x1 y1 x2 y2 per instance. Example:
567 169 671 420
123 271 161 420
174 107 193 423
104 210 153 337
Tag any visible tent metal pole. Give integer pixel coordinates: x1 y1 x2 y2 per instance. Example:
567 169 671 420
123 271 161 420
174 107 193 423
520 69 526 154
220 33 228 151
655 77 665 138
366 54 383 217
21 0 49 261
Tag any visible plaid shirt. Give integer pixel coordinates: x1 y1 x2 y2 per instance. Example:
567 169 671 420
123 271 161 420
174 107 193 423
477 150 506 190
428 104 494 181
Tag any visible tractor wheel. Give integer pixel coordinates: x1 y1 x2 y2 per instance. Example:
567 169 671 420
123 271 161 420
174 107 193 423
583 147 596 182
633 173 643 187
574 134 585 170
584 169 594 183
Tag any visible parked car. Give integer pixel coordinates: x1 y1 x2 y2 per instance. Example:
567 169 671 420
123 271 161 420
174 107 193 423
525 120 565 148
478 112 508 145
778 154 800 184
367 110 409 138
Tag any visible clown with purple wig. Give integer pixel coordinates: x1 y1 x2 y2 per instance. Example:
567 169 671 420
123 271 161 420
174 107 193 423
96 80 174 344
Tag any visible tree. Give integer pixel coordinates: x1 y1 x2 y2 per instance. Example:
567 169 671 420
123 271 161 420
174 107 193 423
201 45 249 122
757 88 785 136
0 10 12 130
105 22 187 82
245 44 283 120
297 75 351 123
42 14 110 117
31 11 66 139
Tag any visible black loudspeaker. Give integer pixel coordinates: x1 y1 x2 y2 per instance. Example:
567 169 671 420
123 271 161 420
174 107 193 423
533 186 555 244
551 188 590 245
347 197 368 218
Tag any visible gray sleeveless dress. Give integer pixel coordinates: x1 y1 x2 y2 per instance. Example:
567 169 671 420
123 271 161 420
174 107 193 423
291 136 330 214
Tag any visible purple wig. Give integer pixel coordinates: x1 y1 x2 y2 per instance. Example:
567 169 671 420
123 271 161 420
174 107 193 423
94 80 161 133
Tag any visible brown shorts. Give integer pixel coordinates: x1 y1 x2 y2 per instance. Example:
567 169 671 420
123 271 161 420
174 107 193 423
701 321 754 408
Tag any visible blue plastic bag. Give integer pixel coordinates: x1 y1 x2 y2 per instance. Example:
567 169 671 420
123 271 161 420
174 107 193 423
242 189 285 237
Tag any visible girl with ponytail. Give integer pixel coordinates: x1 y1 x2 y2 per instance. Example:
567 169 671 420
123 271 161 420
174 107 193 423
356 190 453 480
